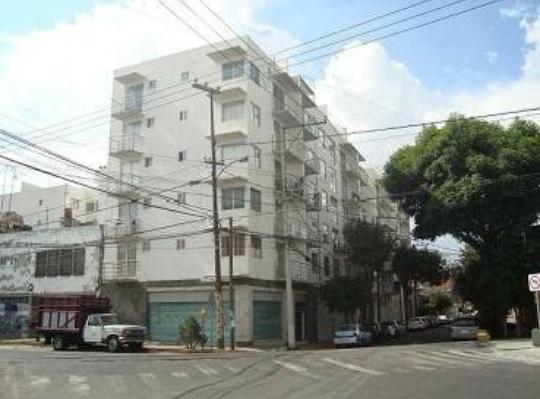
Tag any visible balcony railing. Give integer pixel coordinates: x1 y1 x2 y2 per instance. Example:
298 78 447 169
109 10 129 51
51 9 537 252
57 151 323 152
102 260 138 281
343 157 363 178
111 96 143 121
305 156 320 176
275 175 304 199
273 95 303 125
111 174 141 198
109 135 144 158
105 221 139 239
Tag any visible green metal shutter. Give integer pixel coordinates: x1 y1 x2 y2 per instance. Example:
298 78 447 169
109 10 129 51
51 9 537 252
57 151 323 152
149 302 230 343
253 301 282 341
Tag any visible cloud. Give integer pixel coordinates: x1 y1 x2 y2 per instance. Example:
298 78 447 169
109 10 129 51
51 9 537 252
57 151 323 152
0 0 296 186
314 8 540 170
485 50 499 64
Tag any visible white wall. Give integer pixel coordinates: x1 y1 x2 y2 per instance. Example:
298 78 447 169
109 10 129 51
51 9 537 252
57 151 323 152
0 225 101 293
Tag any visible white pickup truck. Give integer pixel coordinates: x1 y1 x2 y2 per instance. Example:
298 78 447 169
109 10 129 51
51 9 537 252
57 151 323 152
34 295 147 352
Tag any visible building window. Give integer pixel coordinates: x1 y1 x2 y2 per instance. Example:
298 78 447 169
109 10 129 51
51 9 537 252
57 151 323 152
329 167 337 193
179 110 188 121
221 232 246 256
142 240 151 252
222 60 244 80
148 80 157 91
38 199 43 206
322 130 327 147
144 157 153 167
221 144 247 161
222 100 244 122
85 201 96 212
146 117 155 128
311 253 319 271
251 102 261 126
324 256 330 276
322 224 329 243
35 248 85 278
176 239 186 250
333 258 340 277
180 71 190 82
331 197 339 224
253 146 261 168
178 151 186 162
249 62 260 85
250 188 261 212
251 235 262 258
143 198 151 208
71 199 80 210
222 187 245 210
177 192 186 204
321 190 328 208
320 159 327 179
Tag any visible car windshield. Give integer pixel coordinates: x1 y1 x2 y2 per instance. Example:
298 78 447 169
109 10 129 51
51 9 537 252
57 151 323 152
100 315 120 325
453 318 477 327
337 324 356 331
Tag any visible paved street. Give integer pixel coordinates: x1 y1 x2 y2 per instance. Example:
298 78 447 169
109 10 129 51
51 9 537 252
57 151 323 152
1 342 539 399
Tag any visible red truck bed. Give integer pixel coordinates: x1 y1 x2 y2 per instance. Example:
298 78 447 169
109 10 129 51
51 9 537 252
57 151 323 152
32 294 110 334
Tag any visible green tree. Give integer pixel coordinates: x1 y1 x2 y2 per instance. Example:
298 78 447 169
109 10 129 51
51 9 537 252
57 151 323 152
384 116 540 334
423 291 453 315
393 245 444 321
343 219 396 320
320 276 371 322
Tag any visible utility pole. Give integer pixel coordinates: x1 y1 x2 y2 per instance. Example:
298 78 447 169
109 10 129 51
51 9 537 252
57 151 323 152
192 82 224 349
97 224 105 296
229 217 235 350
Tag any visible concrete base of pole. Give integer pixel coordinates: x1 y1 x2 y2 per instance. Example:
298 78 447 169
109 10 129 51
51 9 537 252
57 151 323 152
531 329 540 347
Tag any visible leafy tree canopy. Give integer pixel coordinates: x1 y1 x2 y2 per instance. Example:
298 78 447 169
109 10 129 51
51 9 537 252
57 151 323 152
383 116 540 248
320 276 371 321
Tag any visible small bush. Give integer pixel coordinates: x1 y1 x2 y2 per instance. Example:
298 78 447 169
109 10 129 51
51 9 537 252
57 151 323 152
178 316 207 350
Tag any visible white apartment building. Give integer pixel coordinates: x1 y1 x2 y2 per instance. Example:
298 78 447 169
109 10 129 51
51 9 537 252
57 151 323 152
0 182 99 229
97 36 406 344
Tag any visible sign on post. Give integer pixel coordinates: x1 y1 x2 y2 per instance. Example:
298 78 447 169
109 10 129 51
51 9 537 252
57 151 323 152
528 274 540 292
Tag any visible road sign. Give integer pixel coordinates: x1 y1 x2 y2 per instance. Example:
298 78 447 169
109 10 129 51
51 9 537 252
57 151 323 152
528 274 540 292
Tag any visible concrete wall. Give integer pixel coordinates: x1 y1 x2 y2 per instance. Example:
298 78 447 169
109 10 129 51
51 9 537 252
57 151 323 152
101 282 147 326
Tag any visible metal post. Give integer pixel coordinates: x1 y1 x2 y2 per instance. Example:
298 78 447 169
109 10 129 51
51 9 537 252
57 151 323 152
229 217 235 350
97 224 105 296
536 292 540 330
192 83 224 349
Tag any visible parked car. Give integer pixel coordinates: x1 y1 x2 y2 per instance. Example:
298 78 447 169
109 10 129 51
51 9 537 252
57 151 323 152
381 320 407 338
407 317 428 331
333 324 373 348
450 317 479 340
364 322 386 341
437 315 452 325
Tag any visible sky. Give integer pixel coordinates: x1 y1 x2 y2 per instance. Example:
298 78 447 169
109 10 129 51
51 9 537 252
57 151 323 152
0 0 539 255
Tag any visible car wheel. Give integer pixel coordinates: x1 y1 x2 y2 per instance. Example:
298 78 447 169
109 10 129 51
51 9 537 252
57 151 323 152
107 336 121 353
52 335 67 351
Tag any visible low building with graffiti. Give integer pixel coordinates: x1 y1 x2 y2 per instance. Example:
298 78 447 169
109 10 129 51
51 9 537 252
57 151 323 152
0 225 101 338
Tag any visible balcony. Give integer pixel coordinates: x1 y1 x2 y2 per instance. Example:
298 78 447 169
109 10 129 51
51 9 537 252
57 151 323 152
111 174 141 199
275 219 307 240
105 221 139 239
273 94 303 125
111 98 143 121
306 228 321 247
109 135 144 160
102 260 139 282
275 175 304 199
281 138 306 164
343 157 363 178
304 155 320 176
306 192 321 212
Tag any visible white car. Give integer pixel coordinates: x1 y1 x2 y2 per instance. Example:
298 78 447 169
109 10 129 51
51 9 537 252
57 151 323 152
407 317 428 331
450 317 479 340
333 324 373 347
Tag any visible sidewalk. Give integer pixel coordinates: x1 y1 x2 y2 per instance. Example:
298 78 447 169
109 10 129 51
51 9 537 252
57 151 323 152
490 339 539 351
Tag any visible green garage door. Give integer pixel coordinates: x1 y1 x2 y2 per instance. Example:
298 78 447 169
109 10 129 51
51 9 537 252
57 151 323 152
149 302 230 343
253 301 282 341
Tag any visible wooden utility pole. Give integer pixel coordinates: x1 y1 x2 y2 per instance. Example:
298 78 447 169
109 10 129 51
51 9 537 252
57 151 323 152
192 82 224 349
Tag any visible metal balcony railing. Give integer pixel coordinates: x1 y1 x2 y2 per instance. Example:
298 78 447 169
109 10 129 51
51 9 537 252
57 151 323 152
273 94 303 125
111 96 143 120
109 135 144 157
275 175 305 199
102 260 138 281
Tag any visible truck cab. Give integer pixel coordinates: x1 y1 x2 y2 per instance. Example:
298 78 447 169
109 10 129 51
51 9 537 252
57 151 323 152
82 313 146 352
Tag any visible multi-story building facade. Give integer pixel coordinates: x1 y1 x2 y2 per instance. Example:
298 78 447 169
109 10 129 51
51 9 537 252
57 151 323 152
97 36 407 344
0 182 99 229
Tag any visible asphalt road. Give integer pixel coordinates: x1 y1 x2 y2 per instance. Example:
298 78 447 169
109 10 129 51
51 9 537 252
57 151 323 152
1 341 539 399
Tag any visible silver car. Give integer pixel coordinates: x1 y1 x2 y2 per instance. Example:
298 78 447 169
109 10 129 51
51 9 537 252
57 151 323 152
333 324 372 347
450 317 479 340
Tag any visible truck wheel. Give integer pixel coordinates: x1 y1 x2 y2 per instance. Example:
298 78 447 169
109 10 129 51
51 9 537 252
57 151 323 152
52 335 67 351
107 336 121 352
129 343 143 352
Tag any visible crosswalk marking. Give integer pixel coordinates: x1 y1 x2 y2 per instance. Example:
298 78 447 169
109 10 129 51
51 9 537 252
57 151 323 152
435 351 491 364
322 357 385 376
139 373 159 388
68 375 89 396
224 364 240 373
196 365 219 376
172 371 189 378
29 375 51 388
413 352 470 366
411 365 436 371
273 359 307 373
